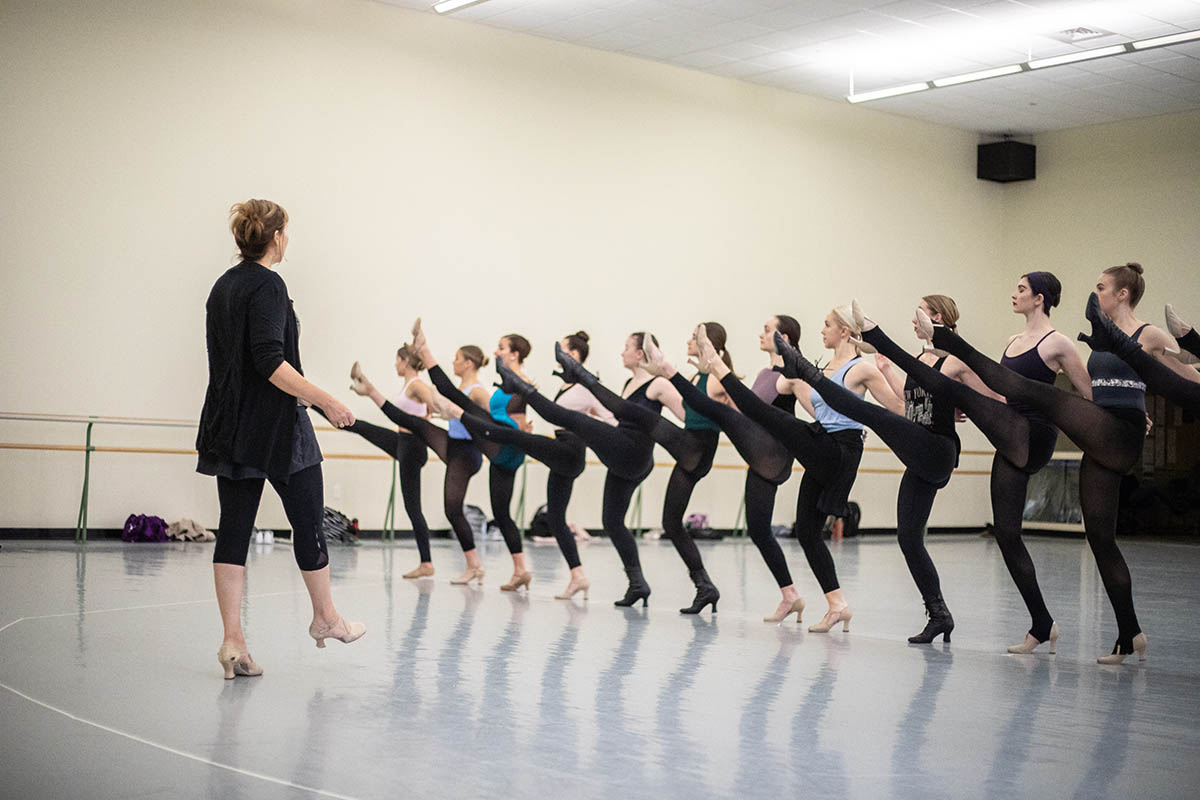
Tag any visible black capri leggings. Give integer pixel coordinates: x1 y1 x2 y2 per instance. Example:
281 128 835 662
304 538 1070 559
378 400 482 553
214 463 328 571
458 413 587 569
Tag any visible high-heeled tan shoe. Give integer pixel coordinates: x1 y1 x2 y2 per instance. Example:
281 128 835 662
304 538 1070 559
349 361 370 395
308 616 366 649
555 576 590 600
403 563 435 579
763 596 805 623
217 644 263 680
450 566 486 585
808 606 852 633
500 570 532 592
1007 622 1059 654
1097 632 1147 665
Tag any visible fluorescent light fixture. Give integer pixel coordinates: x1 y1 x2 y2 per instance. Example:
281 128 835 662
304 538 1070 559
1027 43 1129 69
932 64 1024 87
432 0 490 14
1131 29 1200 49
847 82 931 104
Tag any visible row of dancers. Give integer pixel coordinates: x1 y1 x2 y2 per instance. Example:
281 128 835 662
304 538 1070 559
200 201 1197 678
331 266 1200 666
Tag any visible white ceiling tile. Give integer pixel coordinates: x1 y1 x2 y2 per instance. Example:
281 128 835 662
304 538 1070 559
577 29 657 50
706 60 778 78
872 1 956 23
669 50 737 69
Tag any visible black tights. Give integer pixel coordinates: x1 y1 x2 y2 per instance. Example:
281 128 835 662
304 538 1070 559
716 374 856 593
339 419 433 563
585 380 716 573
215 463 327 570
862 324 1057 636
522 390 654 570
379 401 481 553
1178 329 1200 359
459 414 586 569
427 366 523 553
669 374 795 588
1117 344 1200 414
932 326 1144 645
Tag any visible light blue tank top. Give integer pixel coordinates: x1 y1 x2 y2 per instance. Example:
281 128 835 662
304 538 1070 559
809 357 866 433
448 383 481 440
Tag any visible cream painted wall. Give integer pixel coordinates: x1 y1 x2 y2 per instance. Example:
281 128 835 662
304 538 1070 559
2 0 1192 534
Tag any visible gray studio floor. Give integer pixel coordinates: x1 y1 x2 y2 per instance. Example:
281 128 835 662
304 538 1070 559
2 533 1199 800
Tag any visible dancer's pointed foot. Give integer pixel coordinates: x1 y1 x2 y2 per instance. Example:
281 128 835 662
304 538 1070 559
1165 304 1192 338
554 341 597 386
914 306 937 342
1078 292 1142 359
773 331 822 384
495 360 536 395
349 362 372 395
694 324 722 374
411 317 426 351
851 299 876 332
640 336 670 377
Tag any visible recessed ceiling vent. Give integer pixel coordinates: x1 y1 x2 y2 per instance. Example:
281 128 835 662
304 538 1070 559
1046 27 1112 44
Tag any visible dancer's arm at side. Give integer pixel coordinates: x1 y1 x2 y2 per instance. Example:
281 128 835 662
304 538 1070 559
1042 332 1093 400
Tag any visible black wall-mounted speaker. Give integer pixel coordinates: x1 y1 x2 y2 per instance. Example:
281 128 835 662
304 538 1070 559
978 140 1036 183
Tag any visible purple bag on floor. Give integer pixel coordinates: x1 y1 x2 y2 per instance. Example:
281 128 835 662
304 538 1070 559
122 514 169 543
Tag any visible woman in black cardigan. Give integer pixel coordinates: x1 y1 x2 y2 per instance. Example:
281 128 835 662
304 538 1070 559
197 199 365 680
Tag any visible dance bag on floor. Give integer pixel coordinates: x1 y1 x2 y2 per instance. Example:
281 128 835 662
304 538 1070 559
322 507 359 546
526 504 550 539
122 514 169 543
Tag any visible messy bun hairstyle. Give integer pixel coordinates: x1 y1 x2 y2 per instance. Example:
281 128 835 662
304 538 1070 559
1103 262 1146 308
459 345 489 370
229 199 288 262
564 331 591 364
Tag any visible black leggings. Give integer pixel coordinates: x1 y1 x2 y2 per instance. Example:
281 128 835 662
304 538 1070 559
459 413 587 569
715 374 861 594
338 419 433 563
932 326 1145 644
801 365 958 604
215 463 328 570
379 401 482 553
523 390 654 570
862 324 1057 636
1178 329 1200 359
669 374 795 588
584 380 717 573
427 366 523 555
1116 344 1200 414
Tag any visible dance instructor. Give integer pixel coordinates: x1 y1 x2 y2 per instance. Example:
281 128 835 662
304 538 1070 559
197 199 365 680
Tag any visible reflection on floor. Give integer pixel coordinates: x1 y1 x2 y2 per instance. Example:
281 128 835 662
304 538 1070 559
2 534 1198 800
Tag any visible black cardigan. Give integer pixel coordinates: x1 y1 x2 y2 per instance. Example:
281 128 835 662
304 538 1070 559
196 261 303 482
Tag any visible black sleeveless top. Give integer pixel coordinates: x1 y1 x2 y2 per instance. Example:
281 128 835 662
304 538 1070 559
1000 331 1057 425
1088 324 1150 412
904 355 959 448
620 378 662 429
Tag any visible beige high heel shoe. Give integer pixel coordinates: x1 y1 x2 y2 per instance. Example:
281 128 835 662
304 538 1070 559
403 563 435 579
1097 632 1147 665
308 616 366 649
500 570 532 592
764 596 805 623
555 576 590 600
451 566 486 586
808 606 852 633
217 644 263 680
349 361 370 395
1007 622 1059 654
